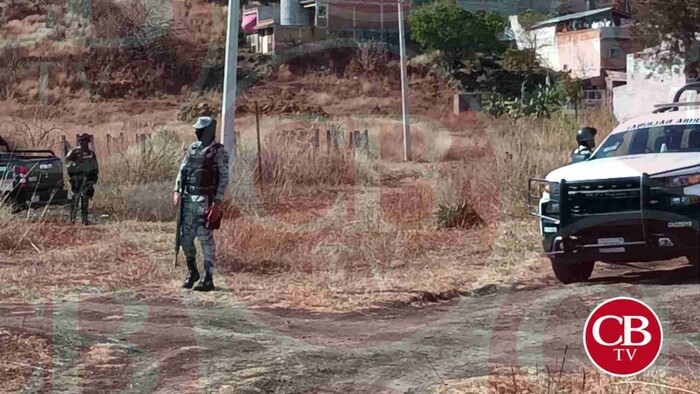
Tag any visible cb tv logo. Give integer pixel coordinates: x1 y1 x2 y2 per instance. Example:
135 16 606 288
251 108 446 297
583 297 663 377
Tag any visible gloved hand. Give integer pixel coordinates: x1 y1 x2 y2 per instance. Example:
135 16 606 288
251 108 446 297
206 201 222 224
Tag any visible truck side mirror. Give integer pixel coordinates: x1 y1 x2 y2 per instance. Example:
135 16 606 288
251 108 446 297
571 152 591 163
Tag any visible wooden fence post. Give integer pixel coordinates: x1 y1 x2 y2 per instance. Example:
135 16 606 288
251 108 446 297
313 129 320 152
140 134 147 155
106 133 112 156
363 130 369 154
326 129 331 154
348 129 355 152
255 101 264 193
60 135 67 164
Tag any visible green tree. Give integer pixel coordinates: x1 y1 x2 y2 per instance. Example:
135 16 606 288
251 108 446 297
409 0 507 70
631 0 700 80
554 1 572 17
503 48 541 73
517 9 549 31
556 67 583 117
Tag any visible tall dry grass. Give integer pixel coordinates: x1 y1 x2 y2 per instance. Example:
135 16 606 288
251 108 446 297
0 105 614 309
94 129 184 221
484 109 616 217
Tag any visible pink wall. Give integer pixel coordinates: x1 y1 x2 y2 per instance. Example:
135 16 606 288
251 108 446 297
556 30 603 79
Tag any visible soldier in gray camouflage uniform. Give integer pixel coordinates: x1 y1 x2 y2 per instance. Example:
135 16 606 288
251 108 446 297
173 116 230 292
571 127 598 163
66 133 99 225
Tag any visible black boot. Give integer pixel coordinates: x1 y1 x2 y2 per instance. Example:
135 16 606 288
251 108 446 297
182 258 200 289
193 271 215 292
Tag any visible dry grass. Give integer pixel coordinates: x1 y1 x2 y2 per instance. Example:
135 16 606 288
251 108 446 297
0 218 174 301
436 366 700 393
203 112 505 310
483 109 616 217
0 329 51 393
0 106 611 309
216 214 494 310
94 129 185 221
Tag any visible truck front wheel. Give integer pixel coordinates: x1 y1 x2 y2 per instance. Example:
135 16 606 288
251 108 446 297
550 258 595 284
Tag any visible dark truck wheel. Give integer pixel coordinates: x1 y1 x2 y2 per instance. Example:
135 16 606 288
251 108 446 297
550 258 595 284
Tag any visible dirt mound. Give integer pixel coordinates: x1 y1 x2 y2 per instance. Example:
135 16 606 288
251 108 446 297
236 100 328 117
177 101 220 123
235 64 455 118
0 0 217 102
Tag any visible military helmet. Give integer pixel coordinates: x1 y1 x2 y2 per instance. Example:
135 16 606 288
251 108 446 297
192 116 217 145
77 133 91 142
576 127 597 148
192 116 213 130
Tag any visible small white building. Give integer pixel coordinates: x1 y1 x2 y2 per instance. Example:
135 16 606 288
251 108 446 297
613 50 696 122
242 5 281 54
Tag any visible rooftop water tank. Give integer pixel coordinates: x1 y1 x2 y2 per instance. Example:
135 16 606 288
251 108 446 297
281 0 305 25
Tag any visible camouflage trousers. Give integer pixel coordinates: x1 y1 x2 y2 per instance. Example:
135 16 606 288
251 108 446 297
180 195 216 274
70 178 95 224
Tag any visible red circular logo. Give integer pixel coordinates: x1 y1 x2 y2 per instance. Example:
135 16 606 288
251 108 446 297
583 297 663 377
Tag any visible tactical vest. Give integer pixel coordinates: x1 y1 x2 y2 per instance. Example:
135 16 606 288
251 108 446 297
183 143 221 196
571 145 592 163
67 149 98 177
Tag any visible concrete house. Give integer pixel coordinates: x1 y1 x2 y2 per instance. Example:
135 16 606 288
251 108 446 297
242 0 408 55
510 6 638 107
613 50 697 122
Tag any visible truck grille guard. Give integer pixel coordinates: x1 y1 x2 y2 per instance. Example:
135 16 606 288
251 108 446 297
528 177 560 225
529 174 656 256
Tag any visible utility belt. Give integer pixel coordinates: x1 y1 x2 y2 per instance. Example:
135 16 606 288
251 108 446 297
182 185 216 196
180 184 222 230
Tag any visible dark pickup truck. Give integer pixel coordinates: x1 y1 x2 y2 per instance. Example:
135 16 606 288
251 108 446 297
0 137 68 209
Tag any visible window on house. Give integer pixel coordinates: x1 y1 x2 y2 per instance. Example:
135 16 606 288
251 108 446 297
608 47 622 59
317 6 327 18
583 90 603 100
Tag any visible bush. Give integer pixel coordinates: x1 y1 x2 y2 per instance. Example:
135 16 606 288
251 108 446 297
485 85 568 118
435 202 484 229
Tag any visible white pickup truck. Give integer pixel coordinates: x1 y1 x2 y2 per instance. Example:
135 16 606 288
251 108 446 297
531 82 700 284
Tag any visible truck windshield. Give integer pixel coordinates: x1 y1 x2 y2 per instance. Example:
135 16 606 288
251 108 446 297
592 124 700 159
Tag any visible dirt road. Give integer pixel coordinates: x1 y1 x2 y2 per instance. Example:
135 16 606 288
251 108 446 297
2 259 699 393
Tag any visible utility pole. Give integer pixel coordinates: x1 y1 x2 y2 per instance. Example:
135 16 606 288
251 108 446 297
221 0 240 169
397 0 411 161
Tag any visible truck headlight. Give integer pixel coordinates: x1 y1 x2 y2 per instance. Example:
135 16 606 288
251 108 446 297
668 174 700 187
545 201 560 214
654 167 700 188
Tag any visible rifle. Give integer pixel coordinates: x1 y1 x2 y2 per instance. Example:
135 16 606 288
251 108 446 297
174 169 187 267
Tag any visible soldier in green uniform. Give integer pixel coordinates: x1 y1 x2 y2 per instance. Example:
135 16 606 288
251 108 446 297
66 133 99 225
173 116 229 292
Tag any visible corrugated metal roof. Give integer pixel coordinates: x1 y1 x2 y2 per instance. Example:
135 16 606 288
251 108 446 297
254 18 275 30
532 7 630 29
